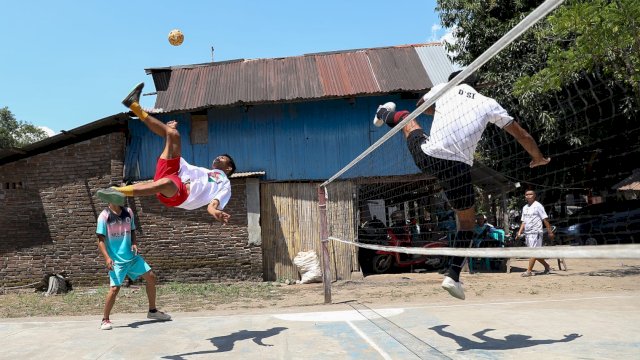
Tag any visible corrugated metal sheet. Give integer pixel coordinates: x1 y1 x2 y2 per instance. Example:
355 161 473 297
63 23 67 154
415 44 455 86
366 46 433 91
147 43 451 113
126 96 429 182
316 51 379 96
612 169 640 191
0 113 129 166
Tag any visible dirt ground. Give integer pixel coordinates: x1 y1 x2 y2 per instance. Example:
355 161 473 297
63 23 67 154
271 258 640 310
2 258 639 318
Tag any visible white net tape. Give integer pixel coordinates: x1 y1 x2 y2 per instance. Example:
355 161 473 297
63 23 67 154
330 237 640 259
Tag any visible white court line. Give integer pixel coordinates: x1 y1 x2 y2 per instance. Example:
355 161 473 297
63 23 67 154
1 294 636 326
346 320 393 360
399 294 638 311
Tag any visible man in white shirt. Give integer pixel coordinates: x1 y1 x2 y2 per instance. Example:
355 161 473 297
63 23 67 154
516 190 555 276
96 83 235 224
373 70 551 300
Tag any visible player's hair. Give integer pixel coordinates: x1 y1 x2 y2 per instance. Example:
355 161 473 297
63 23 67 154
448 70 478 87
221 154 236 176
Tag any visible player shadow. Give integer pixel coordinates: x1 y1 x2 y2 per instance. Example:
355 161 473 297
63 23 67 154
115 319 172 329
430 325 581 351
162 327 288 359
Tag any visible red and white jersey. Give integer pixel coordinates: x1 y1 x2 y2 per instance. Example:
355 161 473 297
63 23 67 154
176 158 231 211
420 83 514 165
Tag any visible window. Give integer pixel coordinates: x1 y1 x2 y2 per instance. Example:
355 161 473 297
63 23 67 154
191 114 208 144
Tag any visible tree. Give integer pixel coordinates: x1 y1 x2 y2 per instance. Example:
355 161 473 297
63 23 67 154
0 107 48 149
514 0 640 104
436 0 640 200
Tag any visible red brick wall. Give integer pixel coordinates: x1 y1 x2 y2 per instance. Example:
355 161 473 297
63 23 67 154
0 132 262 287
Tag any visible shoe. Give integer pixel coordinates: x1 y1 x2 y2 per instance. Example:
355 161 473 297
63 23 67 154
97 187 126 206
100 319 112 330
373 102 396 127
543 267 552 275
147 310 171 321
441 276 465 300
521 271 533 277
122 82 145 108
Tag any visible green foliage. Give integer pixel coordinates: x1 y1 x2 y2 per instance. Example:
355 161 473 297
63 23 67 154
514 0 640 99
436 0 640 197
0 106 48 149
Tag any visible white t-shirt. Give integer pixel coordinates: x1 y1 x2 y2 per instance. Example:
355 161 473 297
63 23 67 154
176 158 232 211
521 201 548 234
420 83 514 165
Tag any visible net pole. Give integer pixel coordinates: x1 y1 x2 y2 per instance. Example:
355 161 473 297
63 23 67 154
318 185 332 304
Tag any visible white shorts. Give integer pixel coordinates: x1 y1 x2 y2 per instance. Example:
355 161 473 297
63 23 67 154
525 233 543 248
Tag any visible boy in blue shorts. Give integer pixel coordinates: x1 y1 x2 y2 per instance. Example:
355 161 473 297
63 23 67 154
96 200 171 330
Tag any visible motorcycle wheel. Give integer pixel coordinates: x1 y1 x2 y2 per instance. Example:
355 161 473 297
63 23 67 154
371 254 393 274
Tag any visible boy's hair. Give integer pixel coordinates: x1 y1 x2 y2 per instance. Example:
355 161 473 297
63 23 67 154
221 154 236 176
448 70 478 86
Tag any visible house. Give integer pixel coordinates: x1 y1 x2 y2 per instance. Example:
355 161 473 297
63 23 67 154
0 43 455 286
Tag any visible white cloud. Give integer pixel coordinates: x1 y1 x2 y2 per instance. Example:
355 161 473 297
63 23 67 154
38 126 56 137
439 26 457 47
429 23 442 41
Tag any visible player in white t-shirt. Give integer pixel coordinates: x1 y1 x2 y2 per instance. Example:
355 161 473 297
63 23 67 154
373 70 551 300
516 190 555 277
96 82 236 224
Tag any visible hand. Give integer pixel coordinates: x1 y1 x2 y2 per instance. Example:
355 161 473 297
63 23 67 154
211 208 231 224
530 157 551 168
131 244 138 255
105 257 114 271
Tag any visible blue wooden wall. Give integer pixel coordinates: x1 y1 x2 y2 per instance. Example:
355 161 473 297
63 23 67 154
125 95 433 181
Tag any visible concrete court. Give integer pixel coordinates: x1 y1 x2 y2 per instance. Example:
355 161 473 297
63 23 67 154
1 292 639 360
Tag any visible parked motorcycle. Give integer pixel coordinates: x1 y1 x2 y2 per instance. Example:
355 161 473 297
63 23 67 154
358 214 448 274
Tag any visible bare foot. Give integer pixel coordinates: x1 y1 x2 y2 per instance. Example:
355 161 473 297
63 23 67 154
530 157 551 168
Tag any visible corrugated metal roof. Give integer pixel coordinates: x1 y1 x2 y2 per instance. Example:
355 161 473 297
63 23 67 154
146 43 453 113
0 113 129 165
612 169 640 191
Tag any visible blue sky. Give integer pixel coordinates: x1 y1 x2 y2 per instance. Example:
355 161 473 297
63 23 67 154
2 1 448 136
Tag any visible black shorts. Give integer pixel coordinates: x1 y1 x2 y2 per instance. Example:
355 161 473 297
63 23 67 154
407 130 475 210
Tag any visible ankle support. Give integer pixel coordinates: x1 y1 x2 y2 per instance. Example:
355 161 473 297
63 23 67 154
129 102 149 120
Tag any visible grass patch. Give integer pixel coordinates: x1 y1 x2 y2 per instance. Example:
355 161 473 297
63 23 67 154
0 282 283 318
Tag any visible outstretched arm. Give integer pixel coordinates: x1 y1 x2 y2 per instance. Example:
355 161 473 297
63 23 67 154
207 199 230 224
503 121 550 168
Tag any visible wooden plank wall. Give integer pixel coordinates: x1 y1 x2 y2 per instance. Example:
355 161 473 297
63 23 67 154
325 181 359 280
260 182 358 282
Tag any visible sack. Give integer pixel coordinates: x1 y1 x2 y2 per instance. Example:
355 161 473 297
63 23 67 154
293 251 323 284
38 273 72 296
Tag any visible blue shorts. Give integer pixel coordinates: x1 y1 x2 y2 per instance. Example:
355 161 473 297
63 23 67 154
109 255 151 287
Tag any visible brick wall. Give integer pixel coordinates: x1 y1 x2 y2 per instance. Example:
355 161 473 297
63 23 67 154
0 132 262 287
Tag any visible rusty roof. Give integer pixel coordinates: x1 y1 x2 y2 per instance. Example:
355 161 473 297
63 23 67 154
145 43 453 113
612 169 640 191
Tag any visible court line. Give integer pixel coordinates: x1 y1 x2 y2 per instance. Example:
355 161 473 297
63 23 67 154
346 320 393 360
1 294 635 326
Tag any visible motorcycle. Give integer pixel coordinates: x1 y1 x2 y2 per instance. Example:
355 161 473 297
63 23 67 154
358 216 448 274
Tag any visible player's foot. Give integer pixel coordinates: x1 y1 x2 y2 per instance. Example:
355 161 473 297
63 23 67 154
542 266 552 275
97 187 126 206
441 276 465 300
521 271 533 277
100 319 112 330
122 82 145 108
147 309 171 321
373 102 396 127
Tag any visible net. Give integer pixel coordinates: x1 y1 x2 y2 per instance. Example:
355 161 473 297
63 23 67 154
320 0 640 278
